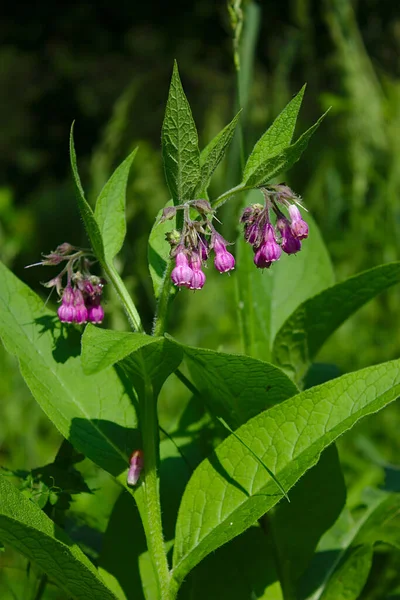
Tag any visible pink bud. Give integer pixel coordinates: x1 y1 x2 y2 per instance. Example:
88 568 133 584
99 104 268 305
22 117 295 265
171 252 194 287
127 450 143 486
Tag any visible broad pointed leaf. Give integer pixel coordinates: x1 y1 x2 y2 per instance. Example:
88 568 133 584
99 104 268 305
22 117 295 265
95 148 138 262
162 61 200 204
0 475 117 600
243 110 329 188
172 360 400 585
0 262 137 477
243 85 305 183
272 262 400 383
236 191 334 362
70 124 105 262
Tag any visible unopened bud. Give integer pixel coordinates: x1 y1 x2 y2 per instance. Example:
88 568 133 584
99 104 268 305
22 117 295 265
127 450 144 486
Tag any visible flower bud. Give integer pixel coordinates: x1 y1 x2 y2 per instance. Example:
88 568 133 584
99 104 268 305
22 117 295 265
127 450 143 486
171 251 194 287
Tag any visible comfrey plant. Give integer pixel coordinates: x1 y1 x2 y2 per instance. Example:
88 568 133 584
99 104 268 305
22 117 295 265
0 61 400 600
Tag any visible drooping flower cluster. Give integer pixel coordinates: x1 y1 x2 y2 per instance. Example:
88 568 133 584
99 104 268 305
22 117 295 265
241 185 309 269
162 199 235 290
27 243 105 324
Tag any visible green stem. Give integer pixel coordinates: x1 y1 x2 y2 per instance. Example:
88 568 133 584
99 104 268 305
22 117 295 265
103 262 143 332
140 384 173 599
212 183 249 209
152 259 175 336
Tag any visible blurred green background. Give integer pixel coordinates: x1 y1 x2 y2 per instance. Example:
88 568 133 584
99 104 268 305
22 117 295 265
1 0 400 597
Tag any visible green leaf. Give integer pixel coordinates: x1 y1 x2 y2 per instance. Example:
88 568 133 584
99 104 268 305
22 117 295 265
242 109 329 188
0 262 138 477
195 111 242 197
162 61 201 204
243 85 305 183
272 262 400 383
267 445 346 593
94 149 138 262
148 200 177 300
305 492 400 600
81 324 156 374
171 359 400 585
236 191 334 362
0 475 117 600
82 325 183 399
69 124 105 262
172 340 298 427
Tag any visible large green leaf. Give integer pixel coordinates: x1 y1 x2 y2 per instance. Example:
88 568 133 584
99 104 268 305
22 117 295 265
272 262 400 383
242 85 305 183
171 360 400 586
304 492 400 600
0 475 116 600
242 110 329 188
94 148 138 262
236 190 334 361
162 61 200 204
69 124 105 262
172 340 298 427
195 111 242 197
0 262 137 477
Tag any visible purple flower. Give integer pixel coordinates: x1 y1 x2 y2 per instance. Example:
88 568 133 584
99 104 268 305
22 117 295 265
189 268 206 290
58 286 76 323
253 246 272 269
127 450 143 486
213 238 235 273
74 289 88 324
244 222 261 246
261 224 282 262
86 297 104 324
288 205 308 240
171 251 194 287
278 218 302 254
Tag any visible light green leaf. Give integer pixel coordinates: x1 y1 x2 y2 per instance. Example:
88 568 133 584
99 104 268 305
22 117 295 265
272 262 400 383
243 85 305 183
173 340 298 427
162 61 201 204
148 200 177 300
94 148 138 262
0 262 138 477
236 191 334 362
243 109 329 188
69 124 105 262
0 475 117 600
82 325 183 399
81 323 156 374
195 111 242 197
171 360 400 585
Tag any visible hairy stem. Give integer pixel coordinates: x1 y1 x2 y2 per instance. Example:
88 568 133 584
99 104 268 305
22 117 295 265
152 259 175 336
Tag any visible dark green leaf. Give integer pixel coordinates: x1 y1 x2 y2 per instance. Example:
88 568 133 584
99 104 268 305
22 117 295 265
243 85 305 183
171 360 400 585
272 262 400 383
94 149 138 262
236 191 334 362
162 61 200 204
195 111 242 197
69 124 105 262
172 339 298 427
242 109 329 188
0 475 117 600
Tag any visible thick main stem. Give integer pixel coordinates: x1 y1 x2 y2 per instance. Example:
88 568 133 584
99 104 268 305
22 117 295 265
140 384 174 599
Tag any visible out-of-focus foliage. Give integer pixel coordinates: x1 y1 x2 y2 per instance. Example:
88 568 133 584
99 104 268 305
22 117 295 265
1 0 400 598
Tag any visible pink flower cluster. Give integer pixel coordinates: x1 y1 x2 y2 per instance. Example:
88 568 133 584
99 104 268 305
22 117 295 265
27 243 105 325
241 185 309 269
163 200 235 291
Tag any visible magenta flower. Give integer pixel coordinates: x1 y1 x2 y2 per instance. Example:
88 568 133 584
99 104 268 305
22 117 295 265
74 289 88 324
58 286 76 323
171 251 194 287
253 247 272 269
288 205 309 240
262 224 282 262
278 218 302 254
213 238 235 273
